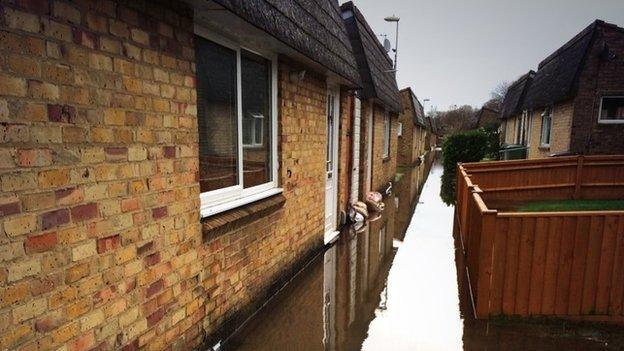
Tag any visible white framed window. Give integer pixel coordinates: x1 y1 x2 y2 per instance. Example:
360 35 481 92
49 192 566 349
598 96 624 124
194 27 280 217
516 110 531 146
382 111 391 158
397 122 403 137
540 106 553 147
243 112 264 147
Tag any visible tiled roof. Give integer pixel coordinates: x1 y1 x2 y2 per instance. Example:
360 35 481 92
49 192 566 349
340 1 401 112
212 0 361 86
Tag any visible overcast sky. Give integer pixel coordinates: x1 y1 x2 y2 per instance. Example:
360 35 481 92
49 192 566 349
352 0 624 112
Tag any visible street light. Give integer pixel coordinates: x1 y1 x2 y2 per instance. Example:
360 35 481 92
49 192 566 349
384 15 400 71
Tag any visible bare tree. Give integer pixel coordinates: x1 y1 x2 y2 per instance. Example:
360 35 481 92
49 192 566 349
488 81 511 110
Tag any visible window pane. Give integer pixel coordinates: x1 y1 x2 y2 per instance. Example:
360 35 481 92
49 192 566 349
242 117 253 145
241 50 272 188
601 97 624 120
195 36 239 193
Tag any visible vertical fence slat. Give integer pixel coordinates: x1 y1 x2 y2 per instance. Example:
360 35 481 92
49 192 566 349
529 217 549 315
568 217 591 315
541 217 563 315
489 218 508 315
502 217 521 315
515 217 535 316
609 217 624 316
555 217 577 315
581 216 604 314
476 213 496 318
595 216 618 314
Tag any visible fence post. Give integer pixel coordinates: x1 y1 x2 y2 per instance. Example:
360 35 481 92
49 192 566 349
574 155 584 199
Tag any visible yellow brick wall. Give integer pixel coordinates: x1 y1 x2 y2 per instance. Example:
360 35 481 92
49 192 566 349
527 101 573 159
371 104 398 193
0 1 204 350
502 116 519 145
0 2 343 350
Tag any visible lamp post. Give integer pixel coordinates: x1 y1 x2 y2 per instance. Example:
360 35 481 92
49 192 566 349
384 15 400 71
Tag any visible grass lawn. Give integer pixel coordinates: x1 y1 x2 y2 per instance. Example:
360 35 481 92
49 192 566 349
515 199 624 212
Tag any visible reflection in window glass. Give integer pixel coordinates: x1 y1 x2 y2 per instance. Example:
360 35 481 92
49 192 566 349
195 36 238 193
241 50 272 188
600 97 624 121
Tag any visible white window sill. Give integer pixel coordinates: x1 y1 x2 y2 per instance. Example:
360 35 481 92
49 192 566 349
200 187 283 218
597 120 624 124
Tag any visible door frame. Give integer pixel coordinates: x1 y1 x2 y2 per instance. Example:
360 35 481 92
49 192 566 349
324 85 340 244
365 100 374 193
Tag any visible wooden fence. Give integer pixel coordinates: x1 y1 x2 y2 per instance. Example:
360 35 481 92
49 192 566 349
455 155 624 323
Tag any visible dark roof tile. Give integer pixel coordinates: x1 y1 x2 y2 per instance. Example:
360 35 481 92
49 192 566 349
212 0 361 86
340 1 401 112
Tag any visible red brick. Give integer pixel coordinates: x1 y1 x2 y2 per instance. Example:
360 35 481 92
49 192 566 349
97 234 120 254
35 313 66 332
163 146 175 158
68 331 94 351
121 198 139 212
16 149 53 167
48 104 76 123
41 208 70 230
71 27 98 49
71 203 98 222
146 307 164 327
55 187 84 206
0 201 20 217
136 241 153 256
151 206 167 219
16 0 50 14
25 231 58 253
31 276 58 296
145 278 163 298
89 341 109 351
144 252 160 267
121 339 138 351
104 146 128 161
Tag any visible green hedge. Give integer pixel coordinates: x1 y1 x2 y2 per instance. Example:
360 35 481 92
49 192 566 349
440 129 497 205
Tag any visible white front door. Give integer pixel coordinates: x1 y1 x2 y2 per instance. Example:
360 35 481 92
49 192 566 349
325 87 340 243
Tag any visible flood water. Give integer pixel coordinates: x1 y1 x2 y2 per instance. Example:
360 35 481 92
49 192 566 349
224 158 624 351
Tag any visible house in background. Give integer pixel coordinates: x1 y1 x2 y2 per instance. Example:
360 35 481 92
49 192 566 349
397 87 434 198
398 87 428 167
500 70 535 147
0 0 397 349
341 1 402 197
500 20 624 159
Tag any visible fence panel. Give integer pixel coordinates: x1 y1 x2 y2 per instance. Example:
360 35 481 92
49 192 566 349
457 156 624 323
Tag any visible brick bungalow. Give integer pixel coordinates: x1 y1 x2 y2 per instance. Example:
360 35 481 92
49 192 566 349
0 0 409 349
340 2 402 197
500 20 624 159
396 87 433 199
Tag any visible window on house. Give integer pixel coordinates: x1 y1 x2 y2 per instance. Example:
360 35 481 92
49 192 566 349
195 33 277 216
516 110 531 146
397 122 403 137
540 106 553 147
383 112 391 158
598 97 624 123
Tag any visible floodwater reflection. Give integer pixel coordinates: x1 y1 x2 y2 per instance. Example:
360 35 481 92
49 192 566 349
225 158 624 351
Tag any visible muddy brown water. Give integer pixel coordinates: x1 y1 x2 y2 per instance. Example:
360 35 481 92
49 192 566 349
221 159 624 351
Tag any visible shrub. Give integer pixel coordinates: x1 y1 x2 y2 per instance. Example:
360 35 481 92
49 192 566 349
440 129 489 205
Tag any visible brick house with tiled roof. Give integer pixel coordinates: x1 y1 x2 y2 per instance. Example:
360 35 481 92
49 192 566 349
500 20 624 159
